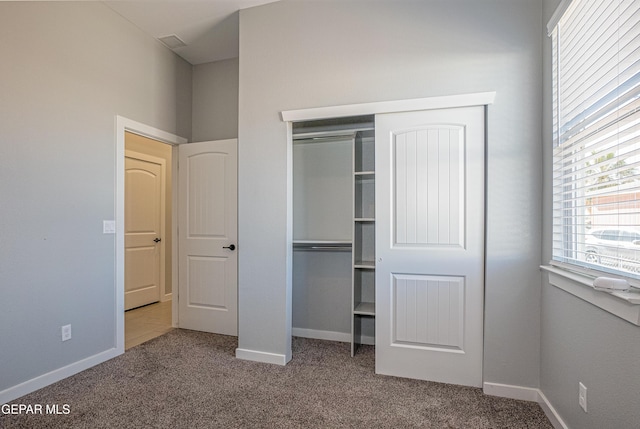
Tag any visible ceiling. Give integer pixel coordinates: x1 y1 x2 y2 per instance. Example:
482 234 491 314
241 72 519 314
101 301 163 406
103 0 280 65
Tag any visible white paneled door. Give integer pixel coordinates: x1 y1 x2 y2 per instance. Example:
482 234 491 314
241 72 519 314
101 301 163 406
178 140 238 336
375 107 485 387
124 152 165 310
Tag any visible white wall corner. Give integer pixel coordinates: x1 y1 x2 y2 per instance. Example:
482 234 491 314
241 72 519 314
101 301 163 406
235 348 289 366
483 383 568 429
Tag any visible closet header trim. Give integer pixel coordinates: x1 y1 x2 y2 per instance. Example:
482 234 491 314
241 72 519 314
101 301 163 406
281 92 496 122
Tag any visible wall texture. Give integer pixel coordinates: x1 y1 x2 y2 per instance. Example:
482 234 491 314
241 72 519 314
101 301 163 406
238 0 543 387
192 58 239 141
0 2 191 395
540 0 640 427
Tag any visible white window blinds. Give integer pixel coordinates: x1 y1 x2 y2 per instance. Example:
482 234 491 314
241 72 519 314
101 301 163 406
551 0 640 277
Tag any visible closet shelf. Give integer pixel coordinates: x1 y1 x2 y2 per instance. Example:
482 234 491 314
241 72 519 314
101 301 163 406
354 302 375 316
355 171 375 177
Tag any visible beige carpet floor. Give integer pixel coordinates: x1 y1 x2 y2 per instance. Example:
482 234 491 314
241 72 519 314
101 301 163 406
1 330 552 428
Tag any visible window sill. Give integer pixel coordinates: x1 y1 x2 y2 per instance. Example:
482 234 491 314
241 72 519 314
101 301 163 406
541 265 640 326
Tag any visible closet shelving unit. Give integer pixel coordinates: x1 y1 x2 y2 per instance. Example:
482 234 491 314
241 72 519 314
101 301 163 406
352 129 375 356
291 116 376 357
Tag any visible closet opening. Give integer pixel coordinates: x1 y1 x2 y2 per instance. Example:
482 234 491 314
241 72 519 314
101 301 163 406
291 115 376 356
284 93 494 384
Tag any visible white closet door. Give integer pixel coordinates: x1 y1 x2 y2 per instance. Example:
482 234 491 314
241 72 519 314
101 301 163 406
375 106 485 387
178 139 238 336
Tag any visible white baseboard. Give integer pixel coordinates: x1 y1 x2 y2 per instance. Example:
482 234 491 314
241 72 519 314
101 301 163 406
483 382 540 402
0 347 122 405
537 390 569 429
483 382 568 429
292 328 350 343
291 328 375 346
235 348 289 366
161 293 172 303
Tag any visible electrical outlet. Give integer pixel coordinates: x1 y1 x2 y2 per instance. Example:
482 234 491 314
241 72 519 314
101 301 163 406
579 382 587 412
61 324 72 342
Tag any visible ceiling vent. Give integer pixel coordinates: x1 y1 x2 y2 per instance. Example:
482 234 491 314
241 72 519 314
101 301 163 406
158 34 187 49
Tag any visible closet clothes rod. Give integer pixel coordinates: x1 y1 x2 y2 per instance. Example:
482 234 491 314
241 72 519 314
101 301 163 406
293 242 352 251
292 126 374 142
292 133 356 144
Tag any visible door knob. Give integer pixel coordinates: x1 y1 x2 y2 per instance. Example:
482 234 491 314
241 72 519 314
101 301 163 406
223 244 236 251
153 238 162 243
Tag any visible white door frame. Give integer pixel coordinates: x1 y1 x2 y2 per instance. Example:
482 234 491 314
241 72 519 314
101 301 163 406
115 116 187 353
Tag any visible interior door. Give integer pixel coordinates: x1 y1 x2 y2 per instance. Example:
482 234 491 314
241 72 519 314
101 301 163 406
375 106 485 387
124 152 165 310
178 139 238 336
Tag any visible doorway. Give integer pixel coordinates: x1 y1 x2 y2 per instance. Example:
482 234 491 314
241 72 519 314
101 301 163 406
116 117 239 352
115 116 186 353
124 131 173 348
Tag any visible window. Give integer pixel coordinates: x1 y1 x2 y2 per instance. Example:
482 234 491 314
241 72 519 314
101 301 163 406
550 0 640 278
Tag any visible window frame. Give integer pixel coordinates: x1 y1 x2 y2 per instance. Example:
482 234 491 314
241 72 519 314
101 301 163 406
544 0 640 324
547 0 640 288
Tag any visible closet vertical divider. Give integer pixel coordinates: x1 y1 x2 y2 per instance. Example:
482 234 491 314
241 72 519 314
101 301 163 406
351 130 376 356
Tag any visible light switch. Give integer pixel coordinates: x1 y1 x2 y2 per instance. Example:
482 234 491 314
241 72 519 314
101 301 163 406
103 220 116 234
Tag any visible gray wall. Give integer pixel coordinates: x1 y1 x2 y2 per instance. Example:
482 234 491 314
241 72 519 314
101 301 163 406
238 0 543 387
192 58 239 141
292 136 353 336
540 0 640 427
0 2 191 393
292 251 352 335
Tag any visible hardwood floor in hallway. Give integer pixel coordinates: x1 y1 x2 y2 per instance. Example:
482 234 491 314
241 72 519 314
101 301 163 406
125 300 172 350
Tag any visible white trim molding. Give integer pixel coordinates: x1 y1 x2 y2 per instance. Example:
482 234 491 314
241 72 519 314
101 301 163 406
547 0 573 36
483 382 540 402
541 265 640 326
290 328 376 346
292 328 351 343
116 116 188 146
235 348 290 366
0 348 120 404
538 391 569 429
483 383 568 429
281 92 496 122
